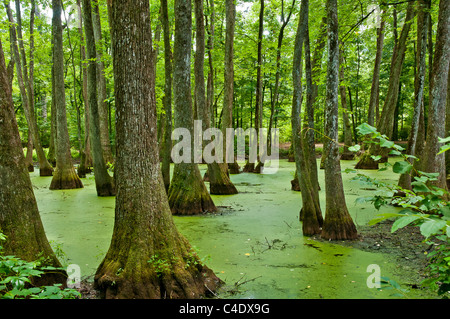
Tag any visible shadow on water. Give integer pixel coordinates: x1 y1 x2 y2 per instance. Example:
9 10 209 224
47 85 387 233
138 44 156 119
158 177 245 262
32 159 437 299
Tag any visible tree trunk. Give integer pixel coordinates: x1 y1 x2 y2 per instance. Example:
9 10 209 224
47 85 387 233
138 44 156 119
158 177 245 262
423 0 450 191
222 0 240 175
322 0 357 240
339 47 354 160
167 0 217 215
291 0 323 236
5 1 54 177
398 0 429 191
92 0 114 164
194 0 237 195
94 0 221 298
82 0 115 196
0 38 65 286
49 0 83 190
355 3 415 170
367 8 386 127
160 0 173 193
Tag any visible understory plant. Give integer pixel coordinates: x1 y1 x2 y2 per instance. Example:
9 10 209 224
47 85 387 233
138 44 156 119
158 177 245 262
0 232 80 299
349 123 450 298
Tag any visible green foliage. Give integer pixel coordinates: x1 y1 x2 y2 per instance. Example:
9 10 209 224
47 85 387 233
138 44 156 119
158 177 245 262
351 123 450 297
0 233 80 299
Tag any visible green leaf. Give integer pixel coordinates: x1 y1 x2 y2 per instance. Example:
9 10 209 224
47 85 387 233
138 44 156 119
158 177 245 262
389 149 402 156
420 219 447 238
391 215 421 233
437 144 450 155
411 181 431 193
348 144 360 152
379 138 394 149
356 123 378 136
392 161 413 174
371 155 382 161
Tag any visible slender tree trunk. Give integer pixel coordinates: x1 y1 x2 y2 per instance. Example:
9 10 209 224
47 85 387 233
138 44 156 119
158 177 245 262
292 0 323 236
398 0 429 191
206 0 215 129
49 0 83 190
5 1 54 176
160 0 172 193
423 0 450 191
222 0 240 174
339 47 354 160
0 38 65 286
25 129 34 172
368 8 386 127
322 0 357 240
194 0 237 195
92 0 114 164
355 3 415 170
82 0 115 196
167 0 217 215
94 0 221 298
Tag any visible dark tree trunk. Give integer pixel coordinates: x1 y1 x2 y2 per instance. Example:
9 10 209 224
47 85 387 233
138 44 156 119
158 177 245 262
167 0 217 215
82 0 115 196
194 0 237 195
339 47 354 160
50 0 83 190
160 0 173 193
0 38 65 286
322 0 357 240
423 0 450 191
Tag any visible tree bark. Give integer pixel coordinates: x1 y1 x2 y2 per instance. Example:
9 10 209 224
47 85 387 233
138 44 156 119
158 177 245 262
167 0 217 215
94 0 221 298
82 0 115 196
194 0 237 195
0 38 65 286
49 0 83 190
322 0 357 240
339 47 354 160
291 0 323 236
423 0 450 191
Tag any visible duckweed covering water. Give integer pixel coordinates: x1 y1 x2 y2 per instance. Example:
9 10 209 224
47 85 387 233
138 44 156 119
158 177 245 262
31 159 436 299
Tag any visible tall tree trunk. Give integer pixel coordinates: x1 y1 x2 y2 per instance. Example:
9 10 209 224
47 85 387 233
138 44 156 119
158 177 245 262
339 47 354 160
322 0 357 240
423 0 450 191
92 0 114 164
292 0 323 236
77 0 93 178
167 0 217 215
222 0 240 174
49 0 83 190
355 2 415 170
206 0 215 129
160 0 172 193
94 0 221 298
194 0 237 195
82 0 115 196
5 1 54 177
0 38 65 286
367 8 386 127
398 0 429 191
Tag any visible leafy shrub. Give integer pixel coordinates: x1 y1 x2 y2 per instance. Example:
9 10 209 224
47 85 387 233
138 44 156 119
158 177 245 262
0 232 80 299
350 123 450 298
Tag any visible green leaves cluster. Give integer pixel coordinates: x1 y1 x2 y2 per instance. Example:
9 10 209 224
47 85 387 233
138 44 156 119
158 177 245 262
0 233 80 299
351 123 450 297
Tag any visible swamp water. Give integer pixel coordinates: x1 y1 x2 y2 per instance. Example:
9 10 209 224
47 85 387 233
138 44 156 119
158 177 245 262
30 159 436 299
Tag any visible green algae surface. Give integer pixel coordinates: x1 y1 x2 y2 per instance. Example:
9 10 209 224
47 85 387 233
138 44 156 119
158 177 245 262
31 159 437 299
